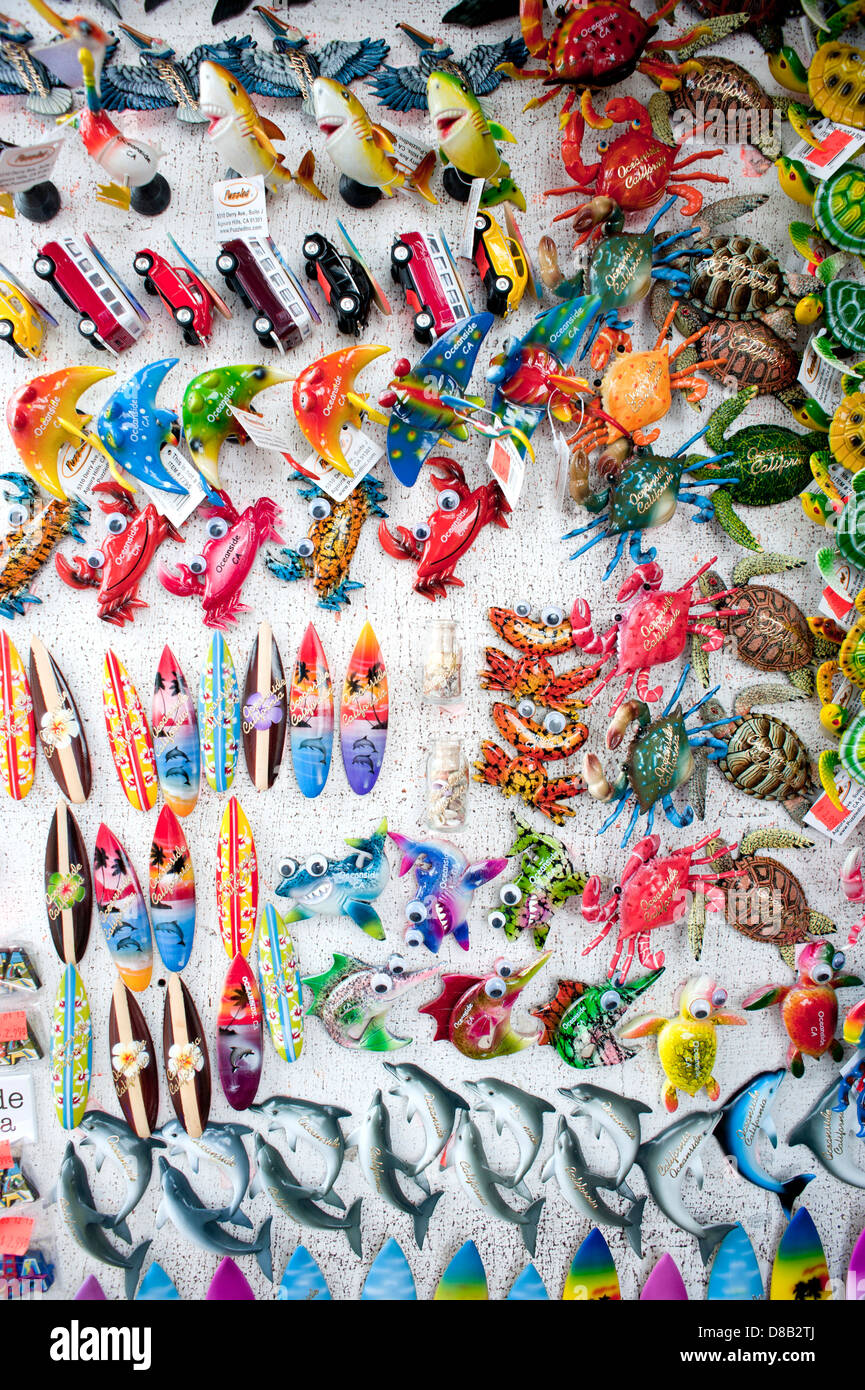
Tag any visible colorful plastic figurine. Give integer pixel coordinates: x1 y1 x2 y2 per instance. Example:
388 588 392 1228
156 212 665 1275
583 668 730 844
182 363 292 491
419 952 550 1058
102 648 158 814
368 22 525 112
0 264 56 359
266 471 386 611
486 600 589 658
479 643 596 713
634 1107 735 1262
198 60 323 198
672 54 785 161
0 11 75 115
288 621 334 799
94 358 196 501
777 155 865 265
716 1071 814 1216
842 846 865 946
276 818 390 940
426 67 524 208
546 94 727 230
486 696 589 765
0 474 89 619
248 7 389 107
0 629 34 804
570 558 743 713
67 45 171 214
252 1133 360 1253
463 1078 551 1193
789 1077 865 1189
133 242 221 347
292 345 389 477
532 968 663 1069
836 998 865 1135
744 942 862 1076
562 1081 650 1186
149 806 196 971
379 457 509 598
53 1142 151 1301
772 40 865 130
443 1111 544 1253
313 77 436 207
389 830 507 953
98 26 251 123
581 831 740 980
304 952 441 1051
56 481 182 626
474 737 586 824
488 812 586 949
257 905 303 1064
541 1115 644 1253
351 1090 439 1248
155 1157 271 1278
158 493 283 630
620 975 746 1111
383 313 494 487
7 363 114 500
94 821 153 989
340 621 388 796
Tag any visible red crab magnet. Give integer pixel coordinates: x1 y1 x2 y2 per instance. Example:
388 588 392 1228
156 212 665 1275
158 493 283 630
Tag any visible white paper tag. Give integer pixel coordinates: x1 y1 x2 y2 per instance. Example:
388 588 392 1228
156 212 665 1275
487 434 525 508
58 441 107 497
804 777 865 843
0 1073 36 1143
229 403 295 456
299 426 383 501
815 546 865 626
0 139 63 193
379 122 434 179
798 337 844 413
789 118 865 180
212 175 269 241
140 445 207 528
459 180 485 260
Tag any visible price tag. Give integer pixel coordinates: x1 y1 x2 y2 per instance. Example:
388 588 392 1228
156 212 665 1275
230 404 297 458
814 543 865 626
0 139 63 193
57 440 107 498
798 337 845 414
379 122 434 178
789 118 865 179
0 1140 12 1169
0 1013 26 1043
299 426 383 502
0 1215 34 1256
212 175 268 241
804 777 865 843
140 445 207 529
0 1075 36 1143
459 180 486 260
487 434 525 509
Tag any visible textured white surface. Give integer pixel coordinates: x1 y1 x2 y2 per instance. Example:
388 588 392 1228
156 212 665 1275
0 0 863 1302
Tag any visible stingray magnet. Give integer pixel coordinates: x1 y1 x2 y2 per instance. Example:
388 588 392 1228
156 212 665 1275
198 632 240 793
289 622 333 799
102 649 158 812
257 904 303 1064
163 972 211 1139
93 823 153 992
149 805 195 974
304 951 441 1051
45 801 92 965
434 1241 488 1300
340 621 387 795
96 358 189 499
216 797 259 959
109 977 158 1138
29 637 90 804
6 364 115 500
292 345 389 476
182 364 291 490
770 1208 831 1301
217 953 263 1112
563 1228 620 1300
51 962 92 1130
242 621 286 792
152 645 200 817
0 629 35 800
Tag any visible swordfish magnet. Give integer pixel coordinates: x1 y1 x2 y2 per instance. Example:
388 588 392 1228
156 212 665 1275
44 800 92 965
242 621 287 792
0 629 35 800
93 824 153 992
29 636 91 804
102 649 158 812
198 632 240 793
341 620 388 796
149 805 195 974
216 797 259 959
152 645 200 817
289 622 333 799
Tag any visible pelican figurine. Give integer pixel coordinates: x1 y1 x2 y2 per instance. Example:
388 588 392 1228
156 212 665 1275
367 22 527 113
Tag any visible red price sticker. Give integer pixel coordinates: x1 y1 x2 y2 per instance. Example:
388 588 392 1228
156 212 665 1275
0 1214 34 1255
808 129 854 167
0 1012 26 1042
0 1141 11 1169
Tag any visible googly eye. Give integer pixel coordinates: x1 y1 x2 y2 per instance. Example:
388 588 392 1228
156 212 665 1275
598 139 609 153
613 613 623 624
517 698 536 720
514 600 531 619
488 909 507 930
405 927 424 948
486 977 507 999
206 517 230 540
413 523 431 542
309 498 331 521
543 710 566 735
689 998 711 1020
106 514 128 535
188 555 207 575
833 951 846 971
600 989 622 1012
500 884 522 907
304 855 328 877
406 900 428 924
438 488 460 512
297 538 315 558
278 858 297 879
541 605 564 627
388 954 406 975
812 963 833 984
711 987 727 1008
6 504 27 527
86 549 104 569
496 958 514 979
370 972 393 995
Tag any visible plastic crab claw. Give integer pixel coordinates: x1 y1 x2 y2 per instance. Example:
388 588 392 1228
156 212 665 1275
843 847 865 905
616 561 663 603
607 699 640 751
54 554 96 590
567 450 591 503
583 751 613 802
580 874 608 922
566 195 618 246
378 520 420 561
156 560 205 598
597 438 631 478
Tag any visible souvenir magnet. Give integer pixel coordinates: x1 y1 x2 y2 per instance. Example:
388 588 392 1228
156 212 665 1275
44 800 92 964
198 632 240 793
216 797 259 959
93 823 153 992
149 805 195 974
289 622 334 799
51 963 91 1130
152 645 200 817
242 621 286 792
109 977 158 1139
29 636 90 803
216 953 263 1111
0 629 35 800
163 973 210 1139
340 620 387 796
102 649 158 812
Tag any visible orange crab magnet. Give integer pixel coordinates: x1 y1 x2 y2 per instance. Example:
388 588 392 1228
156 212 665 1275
292 345 389 477
7 365 115 500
